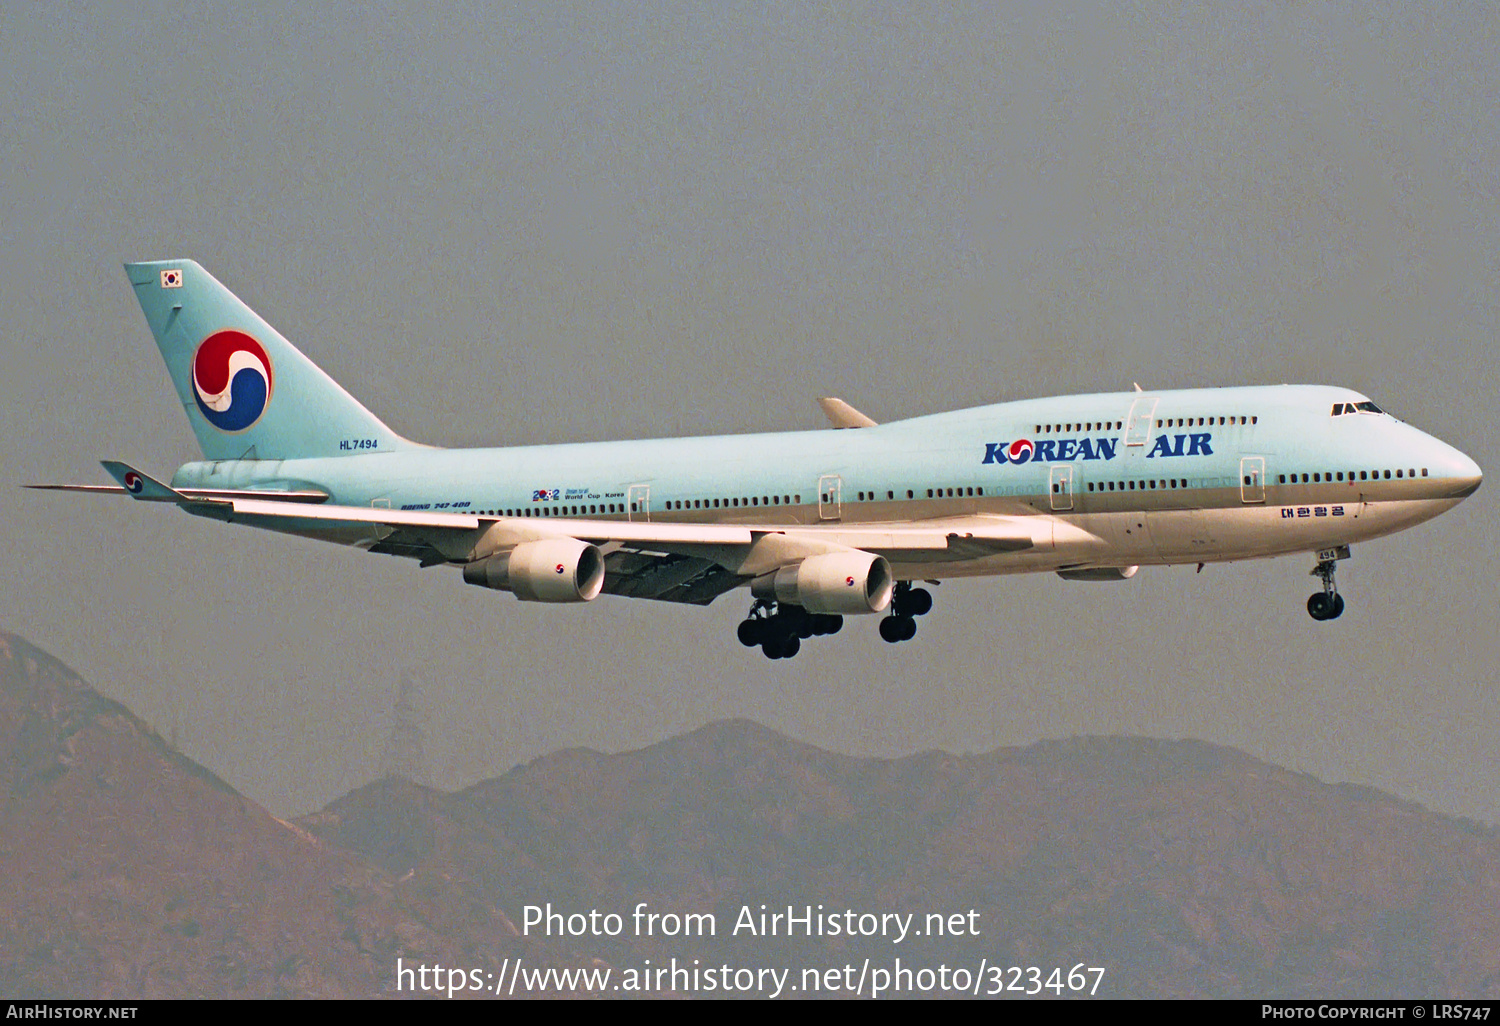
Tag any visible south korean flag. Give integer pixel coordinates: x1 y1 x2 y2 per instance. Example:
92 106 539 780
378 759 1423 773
160 268 183 288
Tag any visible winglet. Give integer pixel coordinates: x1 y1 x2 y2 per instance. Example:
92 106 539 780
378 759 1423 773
100 461 185 502
817 397 878 429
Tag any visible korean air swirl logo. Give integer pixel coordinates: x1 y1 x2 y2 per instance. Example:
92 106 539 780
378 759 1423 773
123 472 144 495
1006 439 1034 464
192 330 273 432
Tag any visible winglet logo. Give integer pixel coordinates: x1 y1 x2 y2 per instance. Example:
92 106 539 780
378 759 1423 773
192 330 273 432
160 269 182 288
123 472 144 494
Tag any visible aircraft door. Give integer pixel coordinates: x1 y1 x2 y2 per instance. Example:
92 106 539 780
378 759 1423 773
627 484 650 522
1125 397 1159 447
818 475 843 521
1240 457 1265 503
1049 465 1074 511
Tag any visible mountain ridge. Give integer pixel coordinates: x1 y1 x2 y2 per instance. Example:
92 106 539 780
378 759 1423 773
3 629 1496 998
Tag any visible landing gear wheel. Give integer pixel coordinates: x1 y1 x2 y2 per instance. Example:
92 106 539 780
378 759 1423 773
879 615 917 643
1308 593 1346 620
892 582 934 618
737 619 763 647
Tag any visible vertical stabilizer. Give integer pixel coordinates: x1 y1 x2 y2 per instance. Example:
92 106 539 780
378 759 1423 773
124 260 419 461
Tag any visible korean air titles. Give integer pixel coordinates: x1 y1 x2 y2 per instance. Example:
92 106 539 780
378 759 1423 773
982 432 1211 466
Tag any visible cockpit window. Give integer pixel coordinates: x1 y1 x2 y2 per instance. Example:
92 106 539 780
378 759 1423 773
1332 403 1346 416
1355 401 1382 414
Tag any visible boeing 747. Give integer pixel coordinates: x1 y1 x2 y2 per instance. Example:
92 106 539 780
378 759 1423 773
30 261 1483 658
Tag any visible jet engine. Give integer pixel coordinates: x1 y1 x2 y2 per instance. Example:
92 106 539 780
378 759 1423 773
1055 565 1139 582
462 538 606 602
752 551 894 614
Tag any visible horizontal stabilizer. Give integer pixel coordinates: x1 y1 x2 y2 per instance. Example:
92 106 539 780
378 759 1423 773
27 463 329 505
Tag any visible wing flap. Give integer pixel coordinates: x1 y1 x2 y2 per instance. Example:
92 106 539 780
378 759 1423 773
601 551 746 605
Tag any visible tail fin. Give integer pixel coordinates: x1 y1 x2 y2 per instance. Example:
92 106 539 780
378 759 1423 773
124 260 420 461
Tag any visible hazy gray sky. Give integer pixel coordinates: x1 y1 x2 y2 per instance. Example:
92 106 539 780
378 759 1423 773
4 2 1496 821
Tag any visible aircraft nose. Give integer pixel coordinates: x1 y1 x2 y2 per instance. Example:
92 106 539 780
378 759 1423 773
1454 459 1482 498
1437 443 1482 499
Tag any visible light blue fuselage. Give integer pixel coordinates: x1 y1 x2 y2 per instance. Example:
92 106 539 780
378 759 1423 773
170 383 1480 575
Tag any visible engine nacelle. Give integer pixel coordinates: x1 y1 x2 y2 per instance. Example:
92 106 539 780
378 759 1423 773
462 538 606 602
752 551 894 614
1056 565 1139 582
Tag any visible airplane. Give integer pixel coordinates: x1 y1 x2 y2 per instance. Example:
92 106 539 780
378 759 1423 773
30 260 1483 659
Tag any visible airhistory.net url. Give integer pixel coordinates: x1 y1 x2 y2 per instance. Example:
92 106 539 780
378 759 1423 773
394 956 1106 998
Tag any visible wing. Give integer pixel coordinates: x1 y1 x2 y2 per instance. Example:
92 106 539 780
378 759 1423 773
32 463 1086 606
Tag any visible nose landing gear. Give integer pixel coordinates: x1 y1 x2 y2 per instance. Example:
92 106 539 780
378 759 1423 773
1307 546 1350 621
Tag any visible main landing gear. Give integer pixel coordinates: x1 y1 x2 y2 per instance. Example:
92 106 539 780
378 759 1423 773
737 582 937 656
738 600 843 660
1307 546 1350 621
879 582 933 644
